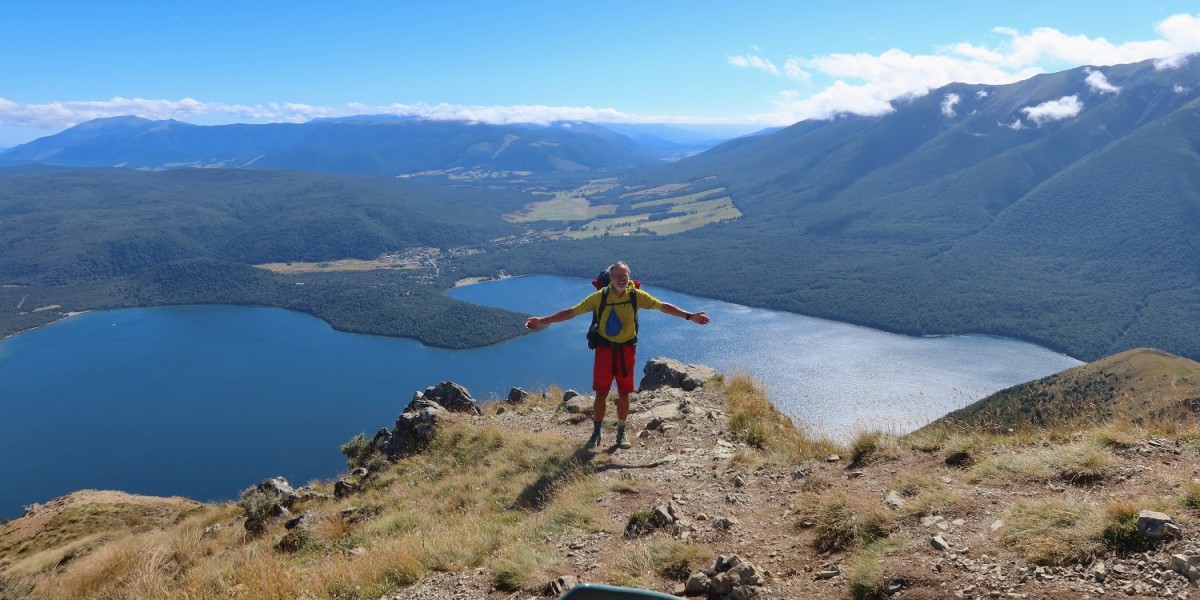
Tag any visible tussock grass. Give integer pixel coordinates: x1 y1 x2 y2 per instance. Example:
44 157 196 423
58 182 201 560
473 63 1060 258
809 492 896 552
610 538 711 589
1089 422 1145 449
941 433 987 468
1180 480 1200 512
1001 499 1102 565
969 442 1112 485
886 474 961 521
846 538 901 600
847 431 902 468
493 546 556 592
725 373 836 462
1099 501 1154 555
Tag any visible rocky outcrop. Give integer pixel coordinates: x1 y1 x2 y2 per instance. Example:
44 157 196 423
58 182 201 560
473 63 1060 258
371 381 480 458
640 357 719 391
412 381 481 415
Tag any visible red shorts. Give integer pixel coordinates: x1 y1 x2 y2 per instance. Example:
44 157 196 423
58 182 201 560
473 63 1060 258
593 344 637 394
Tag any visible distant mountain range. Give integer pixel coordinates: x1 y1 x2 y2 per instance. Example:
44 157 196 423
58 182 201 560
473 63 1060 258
0 117 743 175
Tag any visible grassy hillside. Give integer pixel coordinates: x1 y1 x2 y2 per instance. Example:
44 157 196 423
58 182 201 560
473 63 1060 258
931 348 1200 431
1 369 1197 599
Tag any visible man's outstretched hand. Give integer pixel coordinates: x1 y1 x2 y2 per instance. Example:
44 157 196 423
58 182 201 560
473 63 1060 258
689 312 711 325
525 317 542 330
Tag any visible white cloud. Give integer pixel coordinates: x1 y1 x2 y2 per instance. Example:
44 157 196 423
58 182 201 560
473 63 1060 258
1174 83 1189 93
1084 69 1120 94
941 93 961 117
728 54 780 76
1002 118 1025 130
736 12 1200 126
783 57 811 83
976 90 989 99
1021 95 1083 125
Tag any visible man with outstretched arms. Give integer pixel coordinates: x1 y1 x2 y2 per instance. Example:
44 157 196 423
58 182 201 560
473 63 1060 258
524 261 710 449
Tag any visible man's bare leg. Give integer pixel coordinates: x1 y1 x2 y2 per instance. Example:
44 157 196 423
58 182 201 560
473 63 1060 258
586 391 608 448
615 390 633 448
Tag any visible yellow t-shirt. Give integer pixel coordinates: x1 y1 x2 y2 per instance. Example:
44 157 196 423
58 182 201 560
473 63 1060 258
571 287 663 344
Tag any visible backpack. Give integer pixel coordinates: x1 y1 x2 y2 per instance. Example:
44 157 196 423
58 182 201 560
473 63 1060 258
586 267 640 349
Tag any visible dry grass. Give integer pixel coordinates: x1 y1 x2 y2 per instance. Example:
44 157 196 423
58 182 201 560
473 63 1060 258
724 373 836 462
969 441 1112 485
807 492 896 553
1001 498 1103 565
609 537 711 589
846 538 901 600
1178 480 1200 512
14 419 598 600
886 474 961 521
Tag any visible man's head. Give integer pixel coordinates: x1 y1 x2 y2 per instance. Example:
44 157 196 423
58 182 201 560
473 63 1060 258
608 261 631 292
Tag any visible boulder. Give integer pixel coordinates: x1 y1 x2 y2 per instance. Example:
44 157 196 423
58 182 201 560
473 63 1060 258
255 476 299 509
639 357 718 391
382 400 450 457
410 381 480 415
563 393 593 414
1135 510 1181 540
507 387 530 404
1169 554 1200 583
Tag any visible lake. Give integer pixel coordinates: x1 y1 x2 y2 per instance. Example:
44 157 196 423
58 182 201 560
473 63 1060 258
0 275 1081 518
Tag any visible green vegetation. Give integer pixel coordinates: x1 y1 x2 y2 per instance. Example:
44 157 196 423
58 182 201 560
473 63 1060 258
0 169 532 347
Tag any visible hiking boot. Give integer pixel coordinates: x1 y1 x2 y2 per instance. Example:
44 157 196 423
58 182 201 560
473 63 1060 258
615 428 632 449
585 431 602 449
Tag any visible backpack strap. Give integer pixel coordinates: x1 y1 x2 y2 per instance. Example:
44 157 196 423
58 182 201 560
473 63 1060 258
590 287 610 335
630 287 638 336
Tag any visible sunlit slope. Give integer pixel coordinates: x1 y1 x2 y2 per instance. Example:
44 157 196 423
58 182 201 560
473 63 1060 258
930 348 1200 430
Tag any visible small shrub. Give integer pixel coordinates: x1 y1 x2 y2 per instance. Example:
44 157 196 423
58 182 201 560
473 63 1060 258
237 486 279 535
341 432 390 473
624 510 660 539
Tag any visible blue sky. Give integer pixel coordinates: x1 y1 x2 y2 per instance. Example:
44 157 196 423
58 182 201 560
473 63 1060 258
3 1 1200 146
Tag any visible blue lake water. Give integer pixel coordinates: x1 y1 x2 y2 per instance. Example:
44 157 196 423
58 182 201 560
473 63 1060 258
0 275 1081 518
